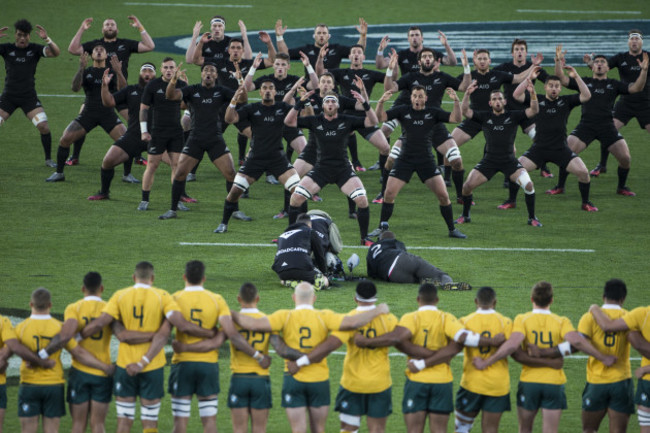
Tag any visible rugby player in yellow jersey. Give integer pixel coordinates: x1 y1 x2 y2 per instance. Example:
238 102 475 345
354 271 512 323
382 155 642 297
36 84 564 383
80 261 215 433
590 280 650 433
232 282 389 433
353 282 502 433
474 281 616 433
0 313 56 433
284 281 398 433
16 288 114 433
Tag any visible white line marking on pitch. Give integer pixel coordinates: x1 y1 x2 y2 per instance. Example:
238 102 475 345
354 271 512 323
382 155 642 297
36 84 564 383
124 2 252 7
517 9 641 14
179 242 594 253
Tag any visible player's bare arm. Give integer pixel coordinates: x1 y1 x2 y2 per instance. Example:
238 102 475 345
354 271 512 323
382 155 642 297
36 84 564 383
111 321 154 344
71 52 88 92
165 62 185 101
68 17 93 55
629 52 649 93
275 19 288 54
128 15 154 52
438 30 457 66
270 334 304 361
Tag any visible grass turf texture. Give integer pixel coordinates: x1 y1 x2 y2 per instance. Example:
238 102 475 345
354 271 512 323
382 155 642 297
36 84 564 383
1 0 650 431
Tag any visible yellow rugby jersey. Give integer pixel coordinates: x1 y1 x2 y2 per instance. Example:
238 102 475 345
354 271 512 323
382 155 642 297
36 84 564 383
399 306 464 384
331 307 398 393
622 306 650 379
459 309 513 396
578 305 630 384
267 305 344 383
15 315 78 385
512 309 575 385
0 315 18 385
65 296 112 377
230 308 271 376
103 283 180 371
171 286 230 364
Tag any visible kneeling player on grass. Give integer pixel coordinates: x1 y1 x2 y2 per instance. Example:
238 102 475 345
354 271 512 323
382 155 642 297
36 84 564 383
455 80 542 227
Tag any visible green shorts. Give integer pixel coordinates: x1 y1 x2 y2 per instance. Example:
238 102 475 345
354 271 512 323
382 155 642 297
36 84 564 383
281 375 330 408
517 381 567 411
0 384 6 410
334 386 392 418
402 379 453 414
67 367 113 404
114 366 164 400
455 386 511 413
228 373 272 409
582 379 635 414
635 379 650 406
168 362 219 398
18 384 65 418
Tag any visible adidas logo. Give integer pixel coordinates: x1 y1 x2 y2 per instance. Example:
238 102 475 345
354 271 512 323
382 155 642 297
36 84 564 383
193 93 200 97
413 80 420 86
402 59 409 63
9 51 15 56
86 74 93 79
308 50 315 55
487 119 493 124
281 262 288 267
131 91 138 95
205 48 212 53
404 114 412 119
621 61 627 66
254 110 262 115
316 125 324 130
539 101 545 106
343 75 350 80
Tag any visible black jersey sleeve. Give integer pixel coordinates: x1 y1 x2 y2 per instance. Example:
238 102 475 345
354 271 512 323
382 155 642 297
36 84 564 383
141 80 154 106
385 105 406 121
310 230 328 273
112 86 130 106
236 103 252 122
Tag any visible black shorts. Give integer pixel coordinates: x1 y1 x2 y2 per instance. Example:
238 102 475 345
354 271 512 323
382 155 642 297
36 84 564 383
389 156 441 183
182 136 229 161
115 102 129 114
356 126 381 141
75 107 123 134
115 133 147 158
456 118 483 138
519 116 536 131
283 126 304 144
570 121 624 148
522 145 577 170
222 119 250 134
474 157 523 180
148 132 184 155
240 153 293 180
613 99 650 129
307 162 357 189
0 92 42 115
276 267 320 283
297 138 318 166
432 123 453 148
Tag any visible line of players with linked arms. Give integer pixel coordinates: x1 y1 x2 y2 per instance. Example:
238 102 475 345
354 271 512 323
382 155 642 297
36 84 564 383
1 262 649 433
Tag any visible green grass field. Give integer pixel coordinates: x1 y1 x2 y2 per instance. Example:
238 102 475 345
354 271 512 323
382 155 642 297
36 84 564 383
1 0 650 431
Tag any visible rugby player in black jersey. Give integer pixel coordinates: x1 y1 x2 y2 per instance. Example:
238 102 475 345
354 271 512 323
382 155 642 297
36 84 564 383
46 45 126 182
214 80 302 233
456 79 542 227
0 20 60 167
550 50 648 197
88 63 157 200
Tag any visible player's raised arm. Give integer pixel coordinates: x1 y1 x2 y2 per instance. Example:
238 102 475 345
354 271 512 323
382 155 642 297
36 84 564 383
68 18 93 55
185 21 202 63
438 30 457 66
128 15 155 52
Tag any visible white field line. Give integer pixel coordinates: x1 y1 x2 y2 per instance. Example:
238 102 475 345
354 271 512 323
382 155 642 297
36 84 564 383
516 9 641 15
124 2 252 7
179 242 595 253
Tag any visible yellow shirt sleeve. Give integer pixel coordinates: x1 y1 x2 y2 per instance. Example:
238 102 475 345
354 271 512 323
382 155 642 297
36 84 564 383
268 310 290 332
103 290 123 320
0 316 17 344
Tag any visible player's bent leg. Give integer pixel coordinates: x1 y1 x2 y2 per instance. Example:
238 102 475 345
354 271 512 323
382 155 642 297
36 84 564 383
171 396 191 433
451 128 472 147
613 118 626 130
102 145 129 170
142 154 163 192
212 152 237 182
290 136 307 153
293 159 312 178
581 408 607 433
480 410 504 433
307 405 329 433
606 408 631 433
108 124 127 141
638 405 650 433
367 130 390 155
342 178 369 208
516 406 538 433
567 135 587 154
454 409 477 433
174 154 198 182
27 108 51 135
518 156 538 173
140 398 162 432
461 169 487 196
291 178 320 207
512 169 534 194
428 412 450 433
424 176 451 206
60 121 86 147
278 169 301 192
228 173 255 202
565 157 590 183
285 407 308 433
249 408 269 433
197 396 218 433
88 401 109 433
0 108 10 122
404 412 426 433
69 401 90 433
608 139 631 169
383 177 405 203
115 397 136 433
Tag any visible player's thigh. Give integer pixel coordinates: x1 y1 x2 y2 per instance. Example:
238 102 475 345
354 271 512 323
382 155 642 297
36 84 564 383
108 123 127 141
518 155 538 172
307 405 329 433
463 168 488 191
340 175 365 196
213 152 237 179
284 407 308 433
230 407 250 433
608 139 630 161
423 175 449 201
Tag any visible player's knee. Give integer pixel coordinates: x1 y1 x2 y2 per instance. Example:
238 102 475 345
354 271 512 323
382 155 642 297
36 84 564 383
340 413 361 431
116 401 136 420
233 173 250 191
140 402 161 422
389 144 401 160
284 173 301 192
349 187 366 201
445 146 461 164
0 117 5 126
454 411 476 433
171 398 191 418
32 112 48 128
527 127 536 139
294 185 312 200
198 398 218 418
517 171 535 194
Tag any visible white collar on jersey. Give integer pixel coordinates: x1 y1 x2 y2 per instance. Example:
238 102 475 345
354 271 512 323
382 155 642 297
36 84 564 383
133 283 151 288
475 308 496 314
418 305 438 311
356 305 376 312
602 304 622 310
532 308 551 314
184 286 205 292
30 314 52 320
295 304 314 310
83 296 103 301
240 308 260 313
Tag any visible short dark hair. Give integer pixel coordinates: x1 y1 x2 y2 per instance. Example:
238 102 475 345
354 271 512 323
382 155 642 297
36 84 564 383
511 38 528 52
593 54 609 67
411 84 427 94
418 282 438 304
162 56 175 63
378 230 395 240
296 213 311 225
418 47 437 61
258 77 275 87
201 61 217 71
546 75 562 83
83 272 102 294
475 48 490 57
275 52 290 62
14 19 32 34
229 38 244 47
185 260 205 285
603 279 627 302
92 42 105 51
319 71 335 82
531 281 553 308
350 44 364 51
315 23 329 31
239 282 258 303
407 26 422 35
476 286 496 306
31 287 51 310
134 261 154 280
490 89 504 98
